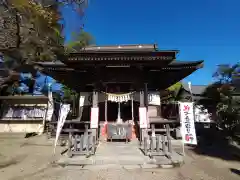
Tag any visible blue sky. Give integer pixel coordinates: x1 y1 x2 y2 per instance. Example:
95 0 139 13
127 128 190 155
61 0 240 85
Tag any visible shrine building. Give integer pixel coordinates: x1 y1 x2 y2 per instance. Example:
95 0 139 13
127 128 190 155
36 44 203 142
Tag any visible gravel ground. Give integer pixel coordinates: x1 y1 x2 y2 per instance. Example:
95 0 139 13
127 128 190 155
0 134 239 180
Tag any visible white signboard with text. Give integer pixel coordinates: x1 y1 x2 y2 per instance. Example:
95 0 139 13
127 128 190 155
179 102 197 145
79 96 85 107
139 107 148 128
90 107 99 128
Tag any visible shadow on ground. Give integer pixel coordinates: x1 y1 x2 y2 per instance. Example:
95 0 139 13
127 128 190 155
0 155 26 169
189 126 240 162
230 168 240 176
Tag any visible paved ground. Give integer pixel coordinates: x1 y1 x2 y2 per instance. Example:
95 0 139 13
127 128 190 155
0 134 239 180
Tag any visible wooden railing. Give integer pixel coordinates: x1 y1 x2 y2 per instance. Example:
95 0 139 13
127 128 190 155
48 121 98 157
66 124 98 157
141 124 173 158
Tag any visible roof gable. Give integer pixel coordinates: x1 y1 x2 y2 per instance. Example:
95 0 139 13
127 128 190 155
182 84 207 95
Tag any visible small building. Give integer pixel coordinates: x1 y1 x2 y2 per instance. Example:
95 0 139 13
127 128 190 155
0 95 49 133
179 84 213 123
161 83 213 123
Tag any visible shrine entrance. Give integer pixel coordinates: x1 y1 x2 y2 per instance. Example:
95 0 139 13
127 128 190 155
99 91 139 141
101 101 138 123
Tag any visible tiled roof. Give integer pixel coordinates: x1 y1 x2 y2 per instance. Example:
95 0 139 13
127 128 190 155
36 60 203 69
182 83 207 95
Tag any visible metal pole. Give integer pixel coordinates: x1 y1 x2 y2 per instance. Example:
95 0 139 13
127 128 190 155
179 102 185 156
188 82 194 102
188 81 196 121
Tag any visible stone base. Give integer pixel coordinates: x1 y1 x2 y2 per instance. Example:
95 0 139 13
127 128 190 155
0 122 44 134
57 155 183 169
57 141 184 169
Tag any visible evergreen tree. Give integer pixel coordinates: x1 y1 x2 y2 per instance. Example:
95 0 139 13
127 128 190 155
201 64 240 136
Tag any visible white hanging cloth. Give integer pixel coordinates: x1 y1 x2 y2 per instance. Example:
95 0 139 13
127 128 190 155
107 93 131 103
104 92 135 123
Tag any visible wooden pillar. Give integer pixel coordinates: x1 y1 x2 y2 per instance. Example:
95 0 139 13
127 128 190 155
104 85 108 122
131 94 134 122
144 83 148 109
144 83 150 130
140 91 144 107
91 89 98 141
91 66 100 142
92 90 98 108
105 95 108 122
139 90 144 143
72 94 76 116
139 83 149 143
78 92 84 121
157 91 162 117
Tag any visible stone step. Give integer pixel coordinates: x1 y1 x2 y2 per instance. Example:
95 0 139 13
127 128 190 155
57 154 181 169
58 156 149 166
63 164 165 170
57 137 184 169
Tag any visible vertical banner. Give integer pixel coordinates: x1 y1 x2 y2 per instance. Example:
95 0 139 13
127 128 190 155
46 90 54 121
139 107 147 128
90 107 99 128
54 104 70 153
179 102 197 145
